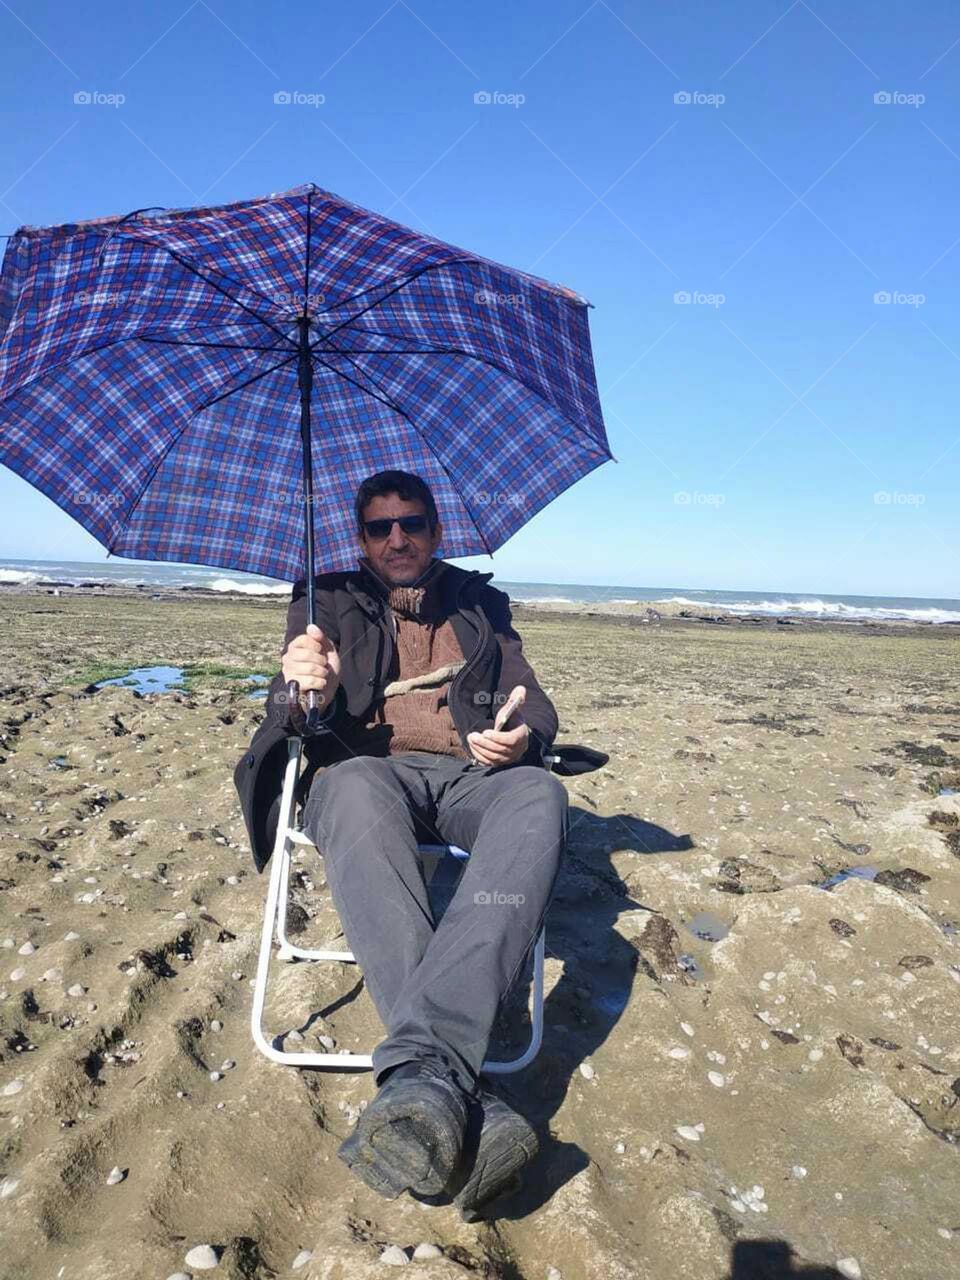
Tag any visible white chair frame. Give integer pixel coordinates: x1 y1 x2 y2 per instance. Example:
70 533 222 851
250 737 545 1073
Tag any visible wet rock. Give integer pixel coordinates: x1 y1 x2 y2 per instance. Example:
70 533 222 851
875 868 931 894
898 955 934 971
714 858 782 895
836 1034 866 1068
829 918 856 938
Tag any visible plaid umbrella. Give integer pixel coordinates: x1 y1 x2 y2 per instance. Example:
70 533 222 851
0 182 610 588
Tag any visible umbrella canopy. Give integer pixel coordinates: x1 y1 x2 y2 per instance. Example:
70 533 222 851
0 182 611 580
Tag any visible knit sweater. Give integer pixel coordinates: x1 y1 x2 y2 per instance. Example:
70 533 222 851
338 561 471 760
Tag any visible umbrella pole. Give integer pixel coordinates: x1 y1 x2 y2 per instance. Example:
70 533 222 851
297 314 322 735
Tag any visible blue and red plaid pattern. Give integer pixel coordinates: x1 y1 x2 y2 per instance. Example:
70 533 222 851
0 183 611 579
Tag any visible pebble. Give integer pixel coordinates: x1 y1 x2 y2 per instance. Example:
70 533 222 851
67 983 87 997
226 875 239 885
231 970 244 981
184 1244 220 1269
380 1244 409 1265
675 1125 701 1142
1 938 13 948
18 941 36 956
317 1034 336 1050
579 1062 596 1080
614 1140 626 1154
680 1022 695 1036
2 1079 25 1097
64 931 80 941
210 1019 222 1032
9 967 26 981
106 1166 125 1185
667 1047 690 1059
41 968 63 983
808 1049 823 1062
0 1176 20 1198
209 1071 222 1083
836 1260 862 1280
286 1030 304 1043
707 1071 725 1088
167 1274 192 1280
792 1165 808 1178
174 911 188 920
220 1059 236 1072
292 1249 313 1269
412 1243 443 1260
547 1268 563 1280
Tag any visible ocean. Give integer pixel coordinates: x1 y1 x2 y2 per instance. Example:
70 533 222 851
2 557 958 625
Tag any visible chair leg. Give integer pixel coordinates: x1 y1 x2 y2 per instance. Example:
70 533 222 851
250 737 546 1075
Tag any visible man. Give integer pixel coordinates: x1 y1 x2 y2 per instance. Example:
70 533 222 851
234 469 568 1218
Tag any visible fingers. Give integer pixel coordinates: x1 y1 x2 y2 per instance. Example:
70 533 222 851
467 731 520 765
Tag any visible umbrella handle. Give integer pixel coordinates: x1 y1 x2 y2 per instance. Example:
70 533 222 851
286 679 326 736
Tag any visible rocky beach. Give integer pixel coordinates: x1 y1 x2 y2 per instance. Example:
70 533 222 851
1 583 959 1280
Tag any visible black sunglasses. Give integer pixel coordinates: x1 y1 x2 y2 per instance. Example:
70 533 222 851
362 514 430 540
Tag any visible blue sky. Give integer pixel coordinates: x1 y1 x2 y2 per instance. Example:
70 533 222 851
0 0 957 597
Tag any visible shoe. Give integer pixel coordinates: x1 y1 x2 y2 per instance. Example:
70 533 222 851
451 1079 539 1221
337 1059 469 1199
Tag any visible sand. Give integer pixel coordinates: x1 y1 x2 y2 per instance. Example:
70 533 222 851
1 587 959 1280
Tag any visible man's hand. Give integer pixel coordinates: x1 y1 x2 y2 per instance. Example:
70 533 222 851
467 722 530 767
281 623 341 713
468 687 530 766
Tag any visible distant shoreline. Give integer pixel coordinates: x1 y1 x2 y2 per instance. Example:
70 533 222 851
3 577 959 636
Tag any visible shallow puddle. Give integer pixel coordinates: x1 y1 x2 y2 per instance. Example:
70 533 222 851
95 665 185 694
685 911 731 942
818 865 879 891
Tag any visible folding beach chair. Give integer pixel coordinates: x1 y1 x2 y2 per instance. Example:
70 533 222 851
251 737 549 1074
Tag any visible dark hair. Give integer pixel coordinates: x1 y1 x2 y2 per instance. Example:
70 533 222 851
355 470 439 534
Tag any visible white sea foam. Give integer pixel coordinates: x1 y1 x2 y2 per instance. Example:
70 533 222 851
206 576 290 596
660 596 960 624
0 568 48 585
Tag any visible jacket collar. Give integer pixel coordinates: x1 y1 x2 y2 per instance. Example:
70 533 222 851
346 557 492 621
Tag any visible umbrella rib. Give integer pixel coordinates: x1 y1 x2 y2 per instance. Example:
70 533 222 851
317 339 611 457
103 231 297 346
313 349 494 557
107 351 299 554
140 336 292 354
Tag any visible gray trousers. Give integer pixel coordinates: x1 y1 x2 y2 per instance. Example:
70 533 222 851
301 751 569 1089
